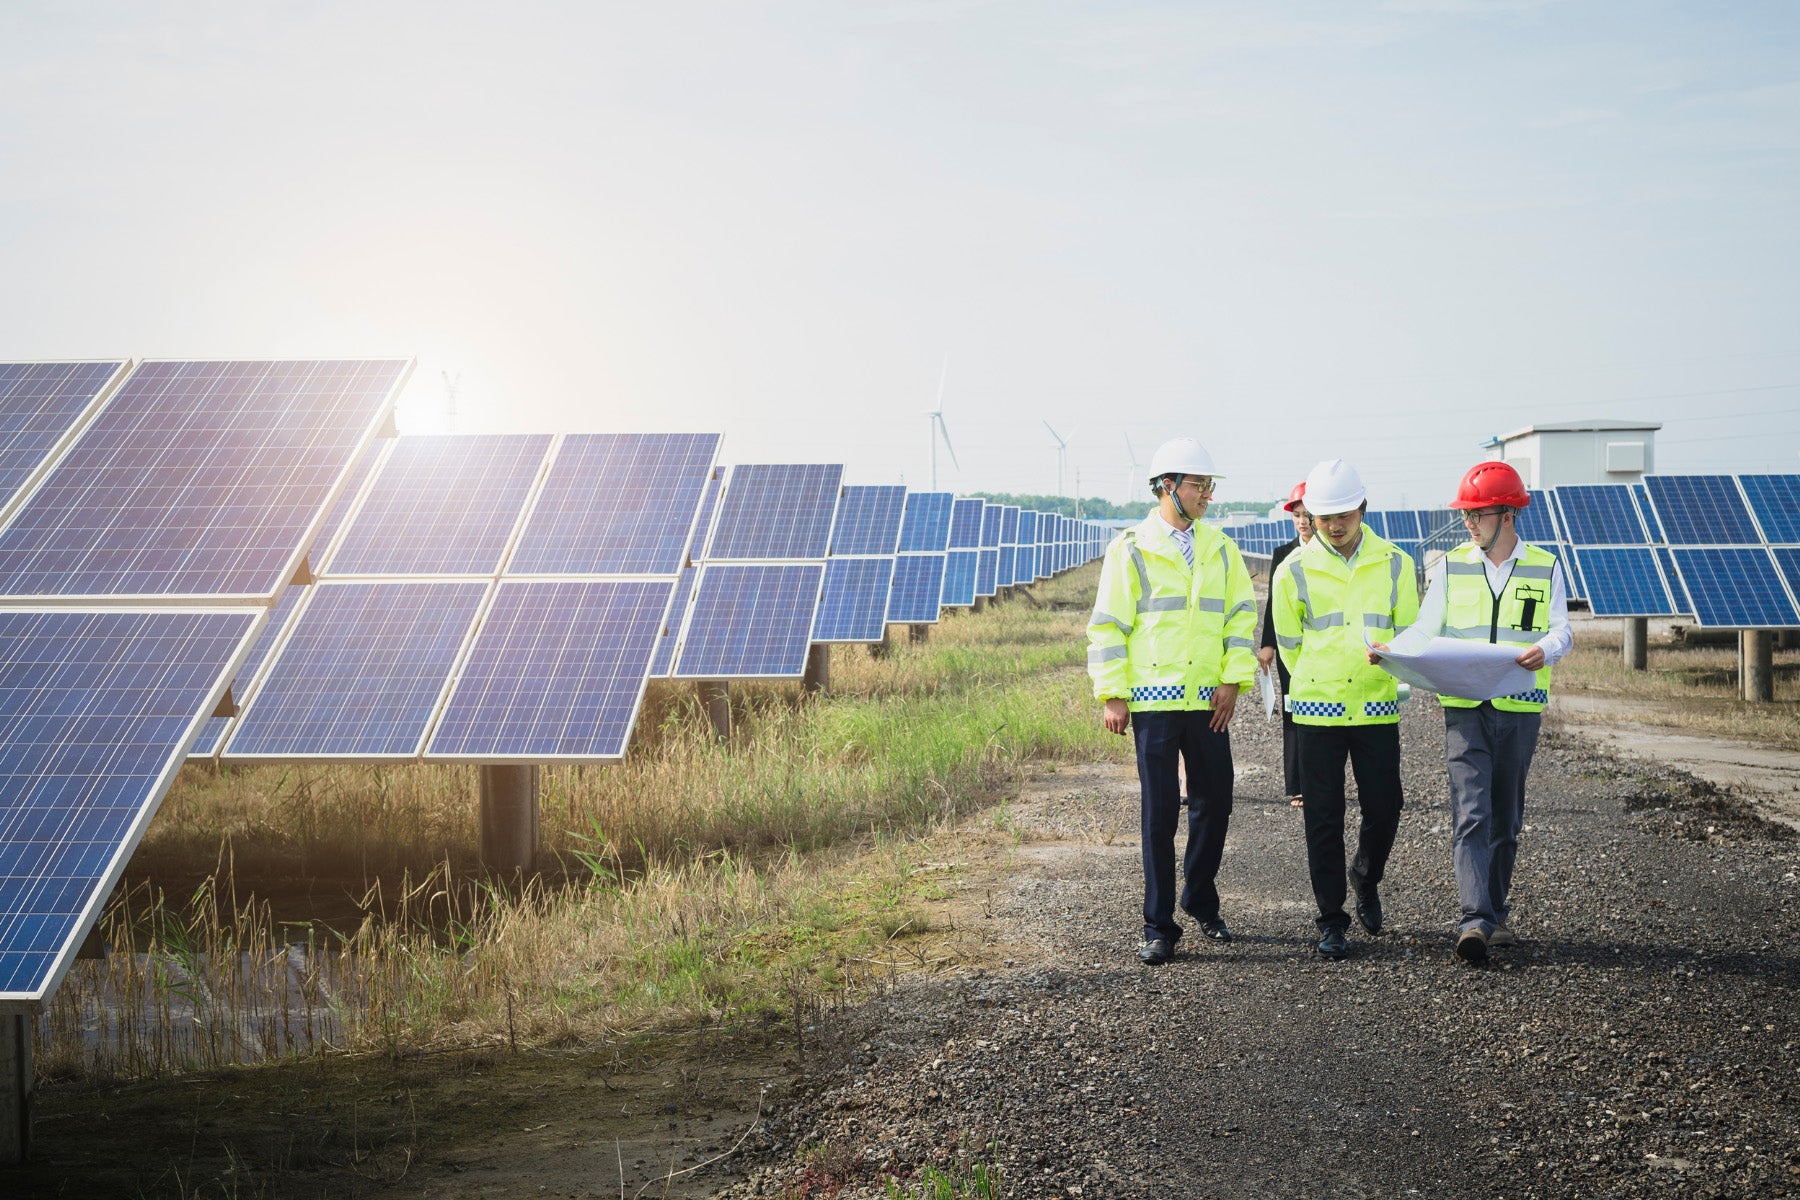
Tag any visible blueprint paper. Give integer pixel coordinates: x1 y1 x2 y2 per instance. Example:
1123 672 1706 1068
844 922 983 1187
1255 665 1279 721
1365 628 1537 701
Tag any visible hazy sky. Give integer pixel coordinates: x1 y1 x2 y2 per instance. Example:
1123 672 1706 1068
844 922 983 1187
5 2 1798 508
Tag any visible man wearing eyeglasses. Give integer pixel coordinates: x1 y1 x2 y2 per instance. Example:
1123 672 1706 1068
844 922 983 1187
1087 437 1257 966
1415 461 1572 965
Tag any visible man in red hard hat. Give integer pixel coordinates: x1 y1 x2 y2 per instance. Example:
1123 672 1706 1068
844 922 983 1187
1258 481 1312 805
1416 461 1572 965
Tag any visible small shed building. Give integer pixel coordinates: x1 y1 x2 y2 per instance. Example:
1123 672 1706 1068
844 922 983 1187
1481 419 1661 488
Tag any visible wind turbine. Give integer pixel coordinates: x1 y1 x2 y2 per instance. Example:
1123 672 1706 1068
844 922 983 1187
927 356 958 489
1123 431 1144 502
1044 421 1072 499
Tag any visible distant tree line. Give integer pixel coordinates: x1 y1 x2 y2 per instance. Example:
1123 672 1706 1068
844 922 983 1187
970 493 1275 520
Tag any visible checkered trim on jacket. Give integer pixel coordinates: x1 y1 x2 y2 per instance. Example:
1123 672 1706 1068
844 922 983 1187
1503 689 1549 705
1363 700 1400 717
1286 699 1347 718
1131 685 1186 703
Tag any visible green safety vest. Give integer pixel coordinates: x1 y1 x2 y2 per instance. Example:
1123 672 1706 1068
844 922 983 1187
1271 530 1419 726
1439 541 1556 713
1086 514 1258 712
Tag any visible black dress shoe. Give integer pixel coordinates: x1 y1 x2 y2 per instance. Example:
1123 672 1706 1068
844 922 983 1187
1317 926 1350 959
1199 919 1234 943
1455 928 1489 966
1348 864 1383 935
1138 938 1174 966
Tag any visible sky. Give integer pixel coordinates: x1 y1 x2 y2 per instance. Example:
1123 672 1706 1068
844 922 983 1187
4 1 1798 510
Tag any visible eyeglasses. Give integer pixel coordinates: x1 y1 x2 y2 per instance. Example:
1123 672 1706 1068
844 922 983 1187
1460 508 1507 524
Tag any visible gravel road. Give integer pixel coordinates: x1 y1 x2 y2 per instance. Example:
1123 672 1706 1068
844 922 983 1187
719 697 1800 1198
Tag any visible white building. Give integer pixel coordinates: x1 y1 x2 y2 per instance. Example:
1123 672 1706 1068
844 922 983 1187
1481 419 1661 488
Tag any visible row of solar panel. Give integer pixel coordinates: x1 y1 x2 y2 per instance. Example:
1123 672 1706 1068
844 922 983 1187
1228 477 1800 629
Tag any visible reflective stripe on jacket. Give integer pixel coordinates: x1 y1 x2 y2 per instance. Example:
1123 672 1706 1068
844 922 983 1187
1271 529 1419 726
1439 541 1556 713
1086 513 1257 712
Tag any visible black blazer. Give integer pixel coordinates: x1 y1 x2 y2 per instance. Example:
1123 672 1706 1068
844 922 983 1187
1260 537 1301 685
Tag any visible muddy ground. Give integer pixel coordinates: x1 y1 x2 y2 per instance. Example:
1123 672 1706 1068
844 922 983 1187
17 686 1800 1198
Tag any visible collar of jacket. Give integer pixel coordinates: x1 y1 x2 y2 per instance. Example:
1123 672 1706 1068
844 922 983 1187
1297 526 1398 574
1132 512 1208 565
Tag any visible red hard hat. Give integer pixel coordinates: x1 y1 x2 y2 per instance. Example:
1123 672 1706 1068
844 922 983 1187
1448 461 1531 510
1282 481 1307 512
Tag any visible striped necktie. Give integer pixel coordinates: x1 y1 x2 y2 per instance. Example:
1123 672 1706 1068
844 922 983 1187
1174 527 1194 569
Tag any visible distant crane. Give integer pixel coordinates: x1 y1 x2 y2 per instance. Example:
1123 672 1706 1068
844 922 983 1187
927 356 959 489
441 370 463 433
1044 421 1073 499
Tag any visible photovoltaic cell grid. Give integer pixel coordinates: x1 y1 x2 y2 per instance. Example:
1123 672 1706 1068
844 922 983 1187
813 557 897 643
508 433 720 575
887 554 947 624
1738 475 1800 545
428 580 673 759
673 564 825 679
1773 549 1800 606
1668 548 1799 629
0 361 126 510
1645 475 1762 547
980 505 1002 550
1513 491 1559 545
1565 547 1674 617
648 473 720 678
941 550 979 608
0 359 407 600
0 608 259 1003
996 546 1017 589
223 581 488 759
705 464 842 561
1631 485 1665 543
897 493 954 553
1553 485 1649 546
1381 511 1421 540
830 486 906 556
949 499 984 550
976 550 998 597
326 435 551 576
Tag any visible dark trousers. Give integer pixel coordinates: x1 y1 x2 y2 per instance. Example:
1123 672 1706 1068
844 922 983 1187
1445 705 1541 936
1296 723 1403 931
1134 709 1235 943
1276 660 1301 796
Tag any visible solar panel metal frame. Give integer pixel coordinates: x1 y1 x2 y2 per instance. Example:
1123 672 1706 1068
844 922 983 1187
829 485 906 557
646 471 720 680
1737 474 1800 545
1667 546 1800 629
0 606 264 1012
897 492 955 554
887 553 947 624
0 360 133 532
0 358 411 605
1643 474 1761 547
811 555 898 644
703 463 843 562
669 561 828 680
940 549 980 608
1563 546 1678 618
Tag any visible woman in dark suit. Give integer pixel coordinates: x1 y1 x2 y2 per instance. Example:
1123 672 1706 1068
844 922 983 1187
1258 482 1313 805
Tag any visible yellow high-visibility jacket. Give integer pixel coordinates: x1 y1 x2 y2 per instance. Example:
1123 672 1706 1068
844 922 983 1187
1086 513 1257 712
1438 541 1556 713
1271 530 1419 726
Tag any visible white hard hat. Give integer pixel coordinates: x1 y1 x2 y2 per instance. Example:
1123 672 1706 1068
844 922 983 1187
1302 458 1367 516
1147 437 1222 483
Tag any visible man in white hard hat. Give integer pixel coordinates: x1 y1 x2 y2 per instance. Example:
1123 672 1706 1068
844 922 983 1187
1270 458 1418 960
1087 437 1258 966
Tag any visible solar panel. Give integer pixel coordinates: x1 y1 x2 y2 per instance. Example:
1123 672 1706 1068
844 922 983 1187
326 435 551 576
1553 485 1648 546
830 485 906 556
427 579 673 760
897 492 954 553
1000 505 1020 545
672 563 825 678
1739 475 1800 544
1631 485 1666 544
976 549 998 597
0 361 128 521
1513 490 1558 544
979 505 1002 549
705 464 842 561
1566 547 1676 617
1773 548 1800 601
0 359 408 600
508 433 720 575
222 580 488 759
1382 511 1421 540
996 545 1018 588
813 557 897 643
0 607 259 1004
648 566 697 678
949 499 985 550
1014 545 1037 583
887 554 947 624
1644 475 1760 546
941 550 979 608
1668 547 1800 628
1656 547 1694 616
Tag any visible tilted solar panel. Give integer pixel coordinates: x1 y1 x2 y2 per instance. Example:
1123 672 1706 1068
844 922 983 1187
1554 485 1648 546
509 433 720 575
813 557 896 643
326 435 551 576
1000 505 1020 546
829 485 906 557
1631 485 1666 544
1566 547 1677 617
979 505 1002 549
222 580 488 759
1014 545 1037 583
1361 512 1388 538
0 607 260 1004
976 549 998 597
705 464 842 561
941 550 979 608
1656 547 1694 616
887 554 947 624
1513 491 1558 545
0 359 408 600
1644 475 1759 546
1668 547 1799 628
1381 511 1421 541
649 566 697 678
0 361 128 519
1739 475 1800 544
672 563 825 679
1772 548 1800 601
949 499 985 550
428 579 673 760
996 545 1017 589
898 493 955 553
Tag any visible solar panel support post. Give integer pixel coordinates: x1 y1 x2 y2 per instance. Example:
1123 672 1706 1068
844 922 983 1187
479 765 539 875
869 627 891 659
802 644 830 697
909 624 930 645
972 595 988 614
1622 618 1648 671
0 1014 28 1165
1741 631 1774 703
697 682 732 741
